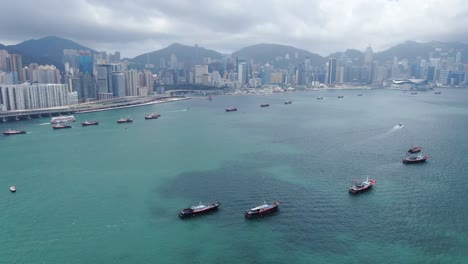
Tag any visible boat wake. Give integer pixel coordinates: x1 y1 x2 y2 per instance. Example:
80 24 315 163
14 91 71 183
38 123 50 126
167 109 188 113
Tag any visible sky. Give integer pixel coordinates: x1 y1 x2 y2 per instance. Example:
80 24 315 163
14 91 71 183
1 0 468 58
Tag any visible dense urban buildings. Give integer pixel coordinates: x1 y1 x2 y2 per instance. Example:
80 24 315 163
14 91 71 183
0 39 467 111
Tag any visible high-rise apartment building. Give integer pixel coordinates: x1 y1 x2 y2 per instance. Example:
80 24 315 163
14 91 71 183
0 83 69 111
327 58 337 84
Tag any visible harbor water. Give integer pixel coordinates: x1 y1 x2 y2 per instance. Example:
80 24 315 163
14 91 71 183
1 89 467 263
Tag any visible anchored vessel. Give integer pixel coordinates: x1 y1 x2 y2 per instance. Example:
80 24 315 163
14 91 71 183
260 104 270 107
403 154 429 164
408 146 422 154
50 115 75 124
434 91 442 94
245 201 280 219
117 118 133 123
338 96 344 98
317 97 324 100
284 101 292 104
82 120 99 126
145 113 161 120
225 107 237 112
357 94 363 96
3 129 26 135
53 124 72 129
179 202 221 218
349 178 376 194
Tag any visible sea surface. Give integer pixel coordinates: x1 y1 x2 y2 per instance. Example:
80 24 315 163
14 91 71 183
1 89 468 264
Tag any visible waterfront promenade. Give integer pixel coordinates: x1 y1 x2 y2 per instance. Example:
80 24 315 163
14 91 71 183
0 95 188 122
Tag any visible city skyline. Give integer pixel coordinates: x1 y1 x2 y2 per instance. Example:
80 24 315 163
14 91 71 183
1 0 468 58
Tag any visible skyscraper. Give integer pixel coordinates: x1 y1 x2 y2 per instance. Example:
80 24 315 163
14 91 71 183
238 62 248 84
9 54 24 83
112 72 125 97
0 50 8 71
327 58 337 84
124 70 139 96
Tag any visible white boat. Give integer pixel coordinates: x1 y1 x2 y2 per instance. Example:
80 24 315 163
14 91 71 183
10 186 16 192
50 115 76 124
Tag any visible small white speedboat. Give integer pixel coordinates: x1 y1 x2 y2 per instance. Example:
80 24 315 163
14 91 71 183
10 186 16 192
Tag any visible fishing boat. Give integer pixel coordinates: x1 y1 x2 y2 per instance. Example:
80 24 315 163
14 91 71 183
145 113 161 120
9 186 16 193
117 118 133 123
178 202 221 218
260 104 270 107
81 120 99 126
349 177 376 194
407 146 422 154
50 115 75 124
225 107 237 112
244 201 280 219
284 101 292 104
52 124 72 129
402 154 429 164
3 129 26 135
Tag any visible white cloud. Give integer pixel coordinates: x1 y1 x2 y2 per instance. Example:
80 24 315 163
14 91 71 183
0 0 467 57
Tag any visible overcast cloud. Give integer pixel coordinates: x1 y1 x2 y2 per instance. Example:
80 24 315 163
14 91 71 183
1 0 468 57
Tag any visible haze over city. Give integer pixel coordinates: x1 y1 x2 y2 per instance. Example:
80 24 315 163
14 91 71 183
2 0 468 57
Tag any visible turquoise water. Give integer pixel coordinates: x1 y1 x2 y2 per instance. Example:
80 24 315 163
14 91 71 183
1 89 468 263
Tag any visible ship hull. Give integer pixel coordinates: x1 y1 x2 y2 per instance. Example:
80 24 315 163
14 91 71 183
3 131 26 135
82 122 99 126
53 126 72 130
225 109 237 112
403 159 427 164
179 203 220 218
245 205 279 219
349 185 374 194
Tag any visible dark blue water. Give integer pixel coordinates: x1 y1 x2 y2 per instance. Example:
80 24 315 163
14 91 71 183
0 89 467 263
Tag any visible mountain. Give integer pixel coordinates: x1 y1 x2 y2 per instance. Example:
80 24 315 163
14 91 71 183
375 41 468 62
232 43 326 67
4 36 96 70
0 43 5 49
132 43 222 69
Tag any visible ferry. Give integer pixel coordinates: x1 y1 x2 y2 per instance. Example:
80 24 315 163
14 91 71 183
407 146 422 154
225 107 237 112
117 118 133 123
284 101 292 104
145 113 161 120
349 177 376 194
53 124 72 129
179 202 221 218
10 186 16 193
3 129 26 135
82 120 99 126
245 201 280 219
403 154 429 164
50 115 75 124
260 104 270 107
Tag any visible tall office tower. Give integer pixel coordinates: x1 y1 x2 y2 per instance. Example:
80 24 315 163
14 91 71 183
80 73 97 100
112 72 125 97
0 50 8 71
170 53 178 69
305 57 311 71
9 54 24 83
63 49 79 71
195 65 208 84
327 58 337 84
456 50 462 64
142 71 154 92
238 62 248 84
364 44 373 65
96 64 113 94
124 69 139 96
78 51 94 75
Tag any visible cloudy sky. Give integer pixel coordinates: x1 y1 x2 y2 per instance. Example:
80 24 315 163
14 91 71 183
1 0 467 58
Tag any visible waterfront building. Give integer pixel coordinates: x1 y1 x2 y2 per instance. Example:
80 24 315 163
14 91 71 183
238 62 248 84
0 50 8 71
326 58 337 84
112 72 125 97
0 83 69 111
195 65 208 84
124 69 139 96
9 54 24 83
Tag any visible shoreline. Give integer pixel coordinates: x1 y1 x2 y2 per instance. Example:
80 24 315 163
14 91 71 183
75 97 191 114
